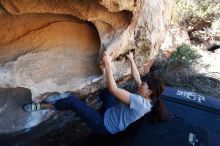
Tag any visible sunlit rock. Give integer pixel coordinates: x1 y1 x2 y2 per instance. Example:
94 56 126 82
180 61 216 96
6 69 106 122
0 0 174 134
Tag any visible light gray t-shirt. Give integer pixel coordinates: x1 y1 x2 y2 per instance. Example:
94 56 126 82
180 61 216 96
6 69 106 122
104 93 152 134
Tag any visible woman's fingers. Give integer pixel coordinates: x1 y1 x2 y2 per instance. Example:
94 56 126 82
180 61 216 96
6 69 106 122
100 53 110 66
126 51 133 59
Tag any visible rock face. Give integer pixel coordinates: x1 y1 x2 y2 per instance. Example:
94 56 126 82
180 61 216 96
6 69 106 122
160 25 190 57
0 0 173 134
0 87 55 133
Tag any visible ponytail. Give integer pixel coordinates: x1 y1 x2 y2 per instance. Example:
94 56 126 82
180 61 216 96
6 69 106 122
150 97 169 122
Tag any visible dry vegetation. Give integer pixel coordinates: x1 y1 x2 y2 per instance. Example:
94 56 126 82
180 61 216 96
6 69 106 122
149 0 220 98
172 0 220 47
150 44 220 98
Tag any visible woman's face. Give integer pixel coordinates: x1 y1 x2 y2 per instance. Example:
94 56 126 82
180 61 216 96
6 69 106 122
138 82 152 98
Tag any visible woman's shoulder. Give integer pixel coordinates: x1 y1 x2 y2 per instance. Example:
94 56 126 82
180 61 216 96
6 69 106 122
131 93 150 102
130 93 151 108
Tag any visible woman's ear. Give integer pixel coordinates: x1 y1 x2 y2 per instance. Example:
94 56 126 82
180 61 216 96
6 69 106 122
149 90 153 94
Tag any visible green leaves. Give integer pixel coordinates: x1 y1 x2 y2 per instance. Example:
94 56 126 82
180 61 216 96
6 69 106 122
170 44 201 68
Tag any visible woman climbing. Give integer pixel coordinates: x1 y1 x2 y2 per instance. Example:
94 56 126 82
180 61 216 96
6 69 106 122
23 51 169 134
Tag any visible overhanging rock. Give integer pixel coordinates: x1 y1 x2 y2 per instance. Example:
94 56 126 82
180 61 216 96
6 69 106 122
0 0 174 134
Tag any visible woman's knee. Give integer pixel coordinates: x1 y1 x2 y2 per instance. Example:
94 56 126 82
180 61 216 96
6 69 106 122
67 94 80 102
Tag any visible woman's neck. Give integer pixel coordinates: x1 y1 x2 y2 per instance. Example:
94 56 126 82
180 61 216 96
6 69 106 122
137 91 151 101
144 95 151 101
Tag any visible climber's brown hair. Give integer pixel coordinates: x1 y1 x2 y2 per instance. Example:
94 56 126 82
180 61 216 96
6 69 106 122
141 76 170 122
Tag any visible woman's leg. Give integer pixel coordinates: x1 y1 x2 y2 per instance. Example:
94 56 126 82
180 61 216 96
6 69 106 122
98 88 117 115
54 95 109 134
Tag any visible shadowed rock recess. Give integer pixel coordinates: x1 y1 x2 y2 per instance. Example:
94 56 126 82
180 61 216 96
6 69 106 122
0 0 173 143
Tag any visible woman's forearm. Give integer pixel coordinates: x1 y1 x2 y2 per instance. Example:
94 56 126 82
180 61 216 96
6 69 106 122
129 59 142 86
105 63 118 92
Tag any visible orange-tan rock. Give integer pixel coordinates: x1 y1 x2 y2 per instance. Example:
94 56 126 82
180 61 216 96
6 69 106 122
0 0 174 99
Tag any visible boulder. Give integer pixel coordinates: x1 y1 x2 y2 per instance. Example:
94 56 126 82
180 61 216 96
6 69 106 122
0 0 174 134
0 0 173 98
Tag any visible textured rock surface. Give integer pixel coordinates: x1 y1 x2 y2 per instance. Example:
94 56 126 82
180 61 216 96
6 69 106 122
0 0 173 98
160 25 190 57
0 0 174 134
0 87 54 133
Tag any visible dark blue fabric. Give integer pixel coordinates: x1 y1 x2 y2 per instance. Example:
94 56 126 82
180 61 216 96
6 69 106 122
99 88 117 115
54 90 116 135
